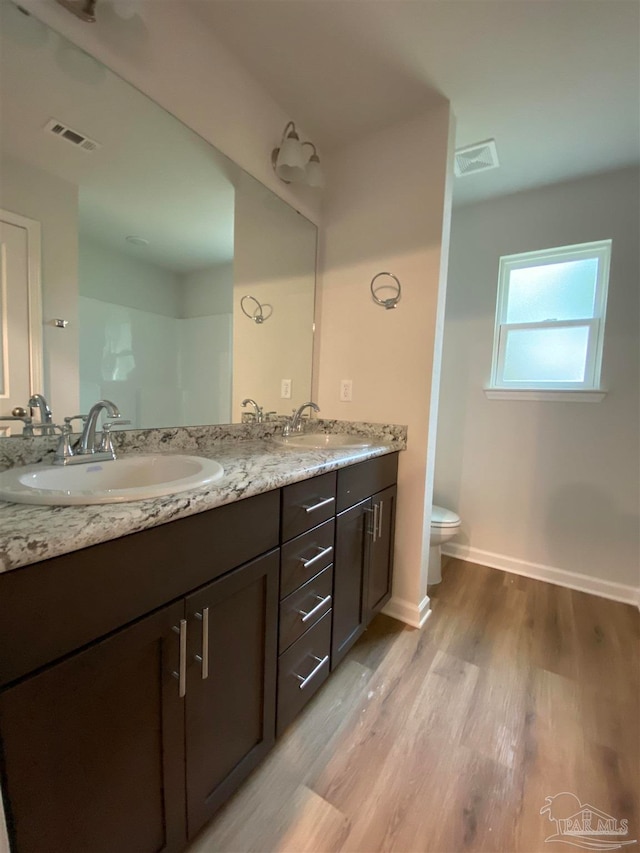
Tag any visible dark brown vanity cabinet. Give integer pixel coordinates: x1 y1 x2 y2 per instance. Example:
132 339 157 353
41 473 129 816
0 492 280 853
184 551 278 838
332 455 398 669
0 452 399 851
0 599 187 853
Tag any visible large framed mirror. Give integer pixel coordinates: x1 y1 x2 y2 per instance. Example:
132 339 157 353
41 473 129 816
0 1 317 436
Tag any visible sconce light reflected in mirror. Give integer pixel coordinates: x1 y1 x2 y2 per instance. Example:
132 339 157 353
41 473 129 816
272 122 324 189
53 0 141 22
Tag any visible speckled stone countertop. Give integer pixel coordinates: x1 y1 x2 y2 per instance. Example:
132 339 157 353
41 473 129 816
0 420 406 575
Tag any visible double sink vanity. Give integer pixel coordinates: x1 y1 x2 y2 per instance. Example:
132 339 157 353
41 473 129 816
0 418 405 853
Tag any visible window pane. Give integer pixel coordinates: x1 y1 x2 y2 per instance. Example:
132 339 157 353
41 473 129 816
502 325 590 383
505 258 598 324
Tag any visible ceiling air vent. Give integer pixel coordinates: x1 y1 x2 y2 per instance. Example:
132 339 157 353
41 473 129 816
454 138 499 177
44 118 101 152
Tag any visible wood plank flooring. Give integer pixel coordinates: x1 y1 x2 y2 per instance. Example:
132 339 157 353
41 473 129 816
187 559 640 853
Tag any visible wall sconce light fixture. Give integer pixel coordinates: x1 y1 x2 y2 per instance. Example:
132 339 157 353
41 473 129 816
272 122 324 188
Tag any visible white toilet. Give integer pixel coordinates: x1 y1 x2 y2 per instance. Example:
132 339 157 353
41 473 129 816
429 505 461 584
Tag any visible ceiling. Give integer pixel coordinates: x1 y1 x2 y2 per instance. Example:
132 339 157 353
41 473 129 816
191 0 640 206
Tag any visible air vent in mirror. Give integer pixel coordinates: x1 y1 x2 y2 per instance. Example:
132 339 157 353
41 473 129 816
454 138 499 177
44 118 101 152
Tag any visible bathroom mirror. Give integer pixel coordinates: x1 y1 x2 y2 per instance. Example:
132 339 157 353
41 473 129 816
0 2 316 434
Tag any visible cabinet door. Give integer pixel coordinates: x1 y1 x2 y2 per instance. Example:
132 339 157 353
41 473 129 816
184 550 278 838
0 601 187 853
331 499 369 670
366 485 397 619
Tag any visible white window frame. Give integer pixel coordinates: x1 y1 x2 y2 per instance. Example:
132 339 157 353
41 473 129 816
488 240 611 398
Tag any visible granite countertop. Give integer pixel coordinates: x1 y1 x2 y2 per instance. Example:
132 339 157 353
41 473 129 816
0 421 406 575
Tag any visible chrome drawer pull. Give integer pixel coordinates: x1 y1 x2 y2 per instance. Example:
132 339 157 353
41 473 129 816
299 545 333 569
303 496 335 514
295 654 329 690
372 502 379 543
194 607 209 679
171 619 187 698
377 500 384 538
299 594 332 623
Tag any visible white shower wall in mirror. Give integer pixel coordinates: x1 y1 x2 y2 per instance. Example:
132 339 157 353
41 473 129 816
78 234 232 428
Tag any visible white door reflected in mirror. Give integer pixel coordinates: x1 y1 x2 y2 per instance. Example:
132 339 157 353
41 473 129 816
0 211 43 436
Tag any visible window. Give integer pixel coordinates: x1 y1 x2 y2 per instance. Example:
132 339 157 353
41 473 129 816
489 240 611 398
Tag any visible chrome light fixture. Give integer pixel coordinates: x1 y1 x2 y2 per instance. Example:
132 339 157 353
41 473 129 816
272 122 324 188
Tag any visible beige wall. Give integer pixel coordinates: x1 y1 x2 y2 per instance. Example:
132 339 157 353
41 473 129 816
233 185 316 420
17 0 321 227
435 167 640 601
1 154 79 417
317 105 455 626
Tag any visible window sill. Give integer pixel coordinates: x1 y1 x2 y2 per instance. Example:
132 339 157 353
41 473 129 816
484 389 607 402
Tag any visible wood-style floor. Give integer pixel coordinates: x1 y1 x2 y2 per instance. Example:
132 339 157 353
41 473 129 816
188 558 640 853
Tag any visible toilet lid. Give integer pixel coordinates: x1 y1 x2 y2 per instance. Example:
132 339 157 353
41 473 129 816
431 505 460 527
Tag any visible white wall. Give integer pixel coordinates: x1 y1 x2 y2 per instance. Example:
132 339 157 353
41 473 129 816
17 0 321 226
435 166 640 600
317 105 455 626
0 154 79 416
79 241 233 426
78 295 181 427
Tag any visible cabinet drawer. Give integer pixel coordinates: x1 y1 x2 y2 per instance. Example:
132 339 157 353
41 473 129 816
279 566 333 654
281 471 337 541
277 610 331 737
336 453 398 512
280 518 335 598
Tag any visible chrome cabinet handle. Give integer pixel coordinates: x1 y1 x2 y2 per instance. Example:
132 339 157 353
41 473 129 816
372 502 379 543
299 594 332 623
295 654 329 690
303 496 335 514
299 545 333 569
171 619 187 698
377 500 384 539
194 607 209 679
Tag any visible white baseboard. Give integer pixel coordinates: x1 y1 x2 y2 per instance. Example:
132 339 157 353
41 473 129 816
442 543 640 609
382 594 432 628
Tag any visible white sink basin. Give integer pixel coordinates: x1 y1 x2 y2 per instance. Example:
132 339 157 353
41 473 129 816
0 454 224 506
275 433 375 450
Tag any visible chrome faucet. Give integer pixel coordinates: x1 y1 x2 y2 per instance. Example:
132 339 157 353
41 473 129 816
54 400 130 465
79 400 129 455
242 398 264 423
28 394 55 435
285 401 320 435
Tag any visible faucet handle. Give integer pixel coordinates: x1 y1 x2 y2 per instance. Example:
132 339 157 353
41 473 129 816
64 414 88 429
101 418 131 428
53 423 76 464
99 419 131 451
